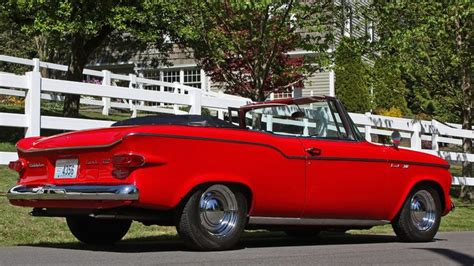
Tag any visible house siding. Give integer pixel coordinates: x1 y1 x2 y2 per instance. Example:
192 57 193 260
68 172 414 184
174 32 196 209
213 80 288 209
302 71 331 97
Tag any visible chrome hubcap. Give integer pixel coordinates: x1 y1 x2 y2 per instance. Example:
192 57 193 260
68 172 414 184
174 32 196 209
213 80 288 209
199 185 239 237
410 190 436 231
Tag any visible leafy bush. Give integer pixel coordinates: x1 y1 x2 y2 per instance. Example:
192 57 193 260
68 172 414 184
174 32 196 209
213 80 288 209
375 107 403 118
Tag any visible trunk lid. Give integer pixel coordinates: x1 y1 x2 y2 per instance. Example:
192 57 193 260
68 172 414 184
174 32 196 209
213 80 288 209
17 127 133 153
15 126 136 185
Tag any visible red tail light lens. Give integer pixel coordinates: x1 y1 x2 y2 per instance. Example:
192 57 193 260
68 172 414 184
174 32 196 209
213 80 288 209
111 154 145 179
8 159 26 173
112 154 145 168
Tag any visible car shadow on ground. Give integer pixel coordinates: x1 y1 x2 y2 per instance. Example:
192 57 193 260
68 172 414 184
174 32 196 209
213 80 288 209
412 248 473 266
20 232 405 253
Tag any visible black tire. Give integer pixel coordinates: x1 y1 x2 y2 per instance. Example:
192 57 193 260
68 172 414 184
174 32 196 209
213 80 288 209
392 185 441 242
66 216 131 245
284 229 320 238
176 184 248 251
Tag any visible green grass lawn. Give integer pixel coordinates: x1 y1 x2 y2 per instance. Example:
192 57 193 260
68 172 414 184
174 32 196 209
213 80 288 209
0 142 16 152
0 166 473 246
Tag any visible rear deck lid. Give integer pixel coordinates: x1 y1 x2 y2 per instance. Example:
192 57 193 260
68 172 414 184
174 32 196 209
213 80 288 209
17 127 132 153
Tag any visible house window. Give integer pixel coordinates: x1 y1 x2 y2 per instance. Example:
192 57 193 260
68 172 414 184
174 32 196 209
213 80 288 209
142 70 160 91
271 89 294 100
141 67 204 106
184 69 201 88
141 70 179 106
163 70 180 92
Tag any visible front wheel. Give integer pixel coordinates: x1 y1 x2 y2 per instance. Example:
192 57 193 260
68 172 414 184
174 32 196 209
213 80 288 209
66 217 131 245
392 186 441 242
176 184 248 251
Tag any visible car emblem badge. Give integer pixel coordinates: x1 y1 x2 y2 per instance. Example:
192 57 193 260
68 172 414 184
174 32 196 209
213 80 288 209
29 163 45 168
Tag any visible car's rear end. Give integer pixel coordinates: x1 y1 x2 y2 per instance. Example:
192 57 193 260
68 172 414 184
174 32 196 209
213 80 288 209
5 118 256 250
7 127 143 211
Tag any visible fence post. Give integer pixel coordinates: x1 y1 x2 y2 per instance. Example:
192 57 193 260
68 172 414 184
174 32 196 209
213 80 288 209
173 82 180 113
364 112 372 142
218 111 224 120
189 88 202 115
200 69 207 92
129 74 137 118
32 58 40 73
303 118 309 136
102 70 111 116
159 71 164 107
25 71 41 137
138 72 145 107
266 115 273 131
431 120 439 151
217 91 225 119
411 121 422 150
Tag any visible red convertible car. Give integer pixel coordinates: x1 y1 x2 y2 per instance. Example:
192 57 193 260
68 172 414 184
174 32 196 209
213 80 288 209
7 96 453 250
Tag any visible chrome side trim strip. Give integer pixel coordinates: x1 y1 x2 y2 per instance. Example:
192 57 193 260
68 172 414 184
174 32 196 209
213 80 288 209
248 216 390 226
7 184 139 201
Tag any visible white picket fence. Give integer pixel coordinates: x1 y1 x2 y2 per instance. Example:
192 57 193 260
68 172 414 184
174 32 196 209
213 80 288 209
0 55 472 186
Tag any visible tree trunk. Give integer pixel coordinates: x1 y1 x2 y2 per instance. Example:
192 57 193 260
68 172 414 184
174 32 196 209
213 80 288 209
34 36 49 78
63 45 87 117
460 61 472 201
456 13 473 201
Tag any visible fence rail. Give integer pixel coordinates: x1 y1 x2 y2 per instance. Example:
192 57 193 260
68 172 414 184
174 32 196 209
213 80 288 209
0 55 472 186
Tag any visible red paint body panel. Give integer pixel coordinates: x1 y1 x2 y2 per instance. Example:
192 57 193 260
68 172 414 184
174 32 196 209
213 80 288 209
300 140 390 219
383 147 453 218
10 122 453 222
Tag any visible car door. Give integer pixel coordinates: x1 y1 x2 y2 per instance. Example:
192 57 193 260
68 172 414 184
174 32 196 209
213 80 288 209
242 104 308 218
298 100 390 220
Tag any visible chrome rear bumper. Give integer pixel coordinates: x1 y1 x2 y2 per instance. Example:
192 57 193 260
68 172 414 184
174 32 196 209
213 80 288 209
7 184 139 201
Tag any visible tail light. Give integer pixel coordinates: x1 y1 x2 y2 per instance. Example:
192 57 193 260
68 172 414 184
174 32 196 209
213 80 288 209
8 159 27 173
111 154 145 179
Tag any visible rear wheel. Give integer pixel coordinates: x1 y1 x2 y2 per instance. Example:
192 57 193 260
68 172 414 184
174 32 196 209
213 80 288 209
392 186 441 242
176 184 248 251
66 216 131 245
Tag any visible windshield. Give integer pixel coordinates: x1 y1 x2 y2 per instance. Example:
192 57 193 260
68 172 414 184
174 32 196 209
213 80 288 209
244 99 356 140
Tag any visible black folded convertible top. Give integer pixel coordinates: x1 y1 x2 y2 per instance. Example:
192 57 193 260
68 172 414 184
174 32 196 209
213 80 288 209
111 115 238 128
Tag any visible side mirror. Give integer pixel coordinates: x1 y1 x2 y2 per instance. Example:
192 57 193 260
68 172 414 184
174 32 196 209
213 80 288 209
391 130 401 148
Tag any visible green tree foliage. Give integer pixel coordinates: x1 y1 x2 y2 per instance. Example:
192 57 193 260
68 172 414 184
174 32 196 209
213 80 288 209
174 0 335 101
0 14 37 74
370 1 472 124
370 1 472 125
2 0 176 117
334 38 371 113
371 0 472 195
371 56 410 115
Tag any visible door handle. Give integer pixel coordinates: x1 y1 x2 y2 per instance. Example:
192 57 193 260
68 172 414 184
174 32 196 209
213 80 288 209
305 147 321 156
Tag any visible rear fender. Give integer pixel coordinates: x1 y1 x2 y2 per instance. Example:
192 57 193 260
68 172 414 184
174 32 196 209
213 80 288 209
173 173 254 214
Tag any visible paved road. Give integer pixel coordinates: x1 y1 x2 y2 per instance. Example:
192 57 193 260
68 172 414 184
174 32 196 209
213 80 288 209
0 232 472 265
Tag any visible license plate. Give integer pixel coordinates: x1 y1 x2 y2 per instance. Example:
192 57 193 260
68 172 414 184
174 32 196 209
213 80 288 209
54 159 79 179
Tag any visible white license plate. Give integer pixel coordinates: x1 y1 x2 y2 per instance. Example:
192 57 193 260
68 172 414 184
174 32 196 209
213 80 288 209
54 159 79 179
